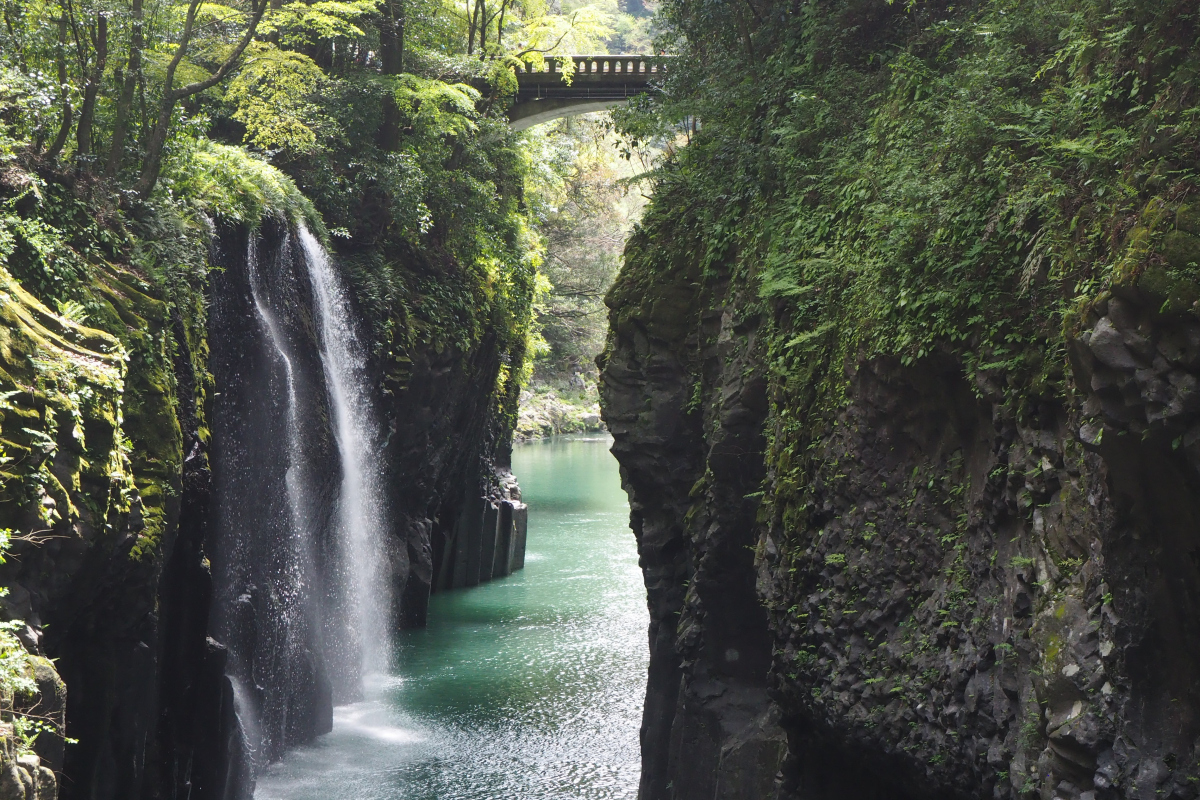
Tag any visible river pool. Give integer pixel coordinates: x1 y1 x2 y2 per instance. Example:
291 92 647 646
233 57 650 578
255 434 646 800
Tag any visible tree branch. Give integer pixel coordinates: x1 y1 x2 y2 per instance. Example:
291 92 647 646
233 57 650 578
515 12 580 59
159 0 203 103
170 0 268 99
135 0 268 197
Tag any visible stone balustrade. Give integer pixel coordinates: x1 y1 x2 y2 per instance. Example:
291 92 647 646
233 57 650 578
515 54 669 84
507 54 671 129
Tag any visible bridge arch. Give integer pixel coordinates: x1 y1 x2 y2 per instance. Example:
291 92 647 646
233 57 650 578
508 55 668 130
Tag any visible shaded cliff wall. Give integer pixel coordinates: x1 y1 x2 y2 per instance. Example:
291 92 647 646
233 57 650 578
600 221 787 800
0 146 533 798
384 315 530 621
334 250 531 626
600 1 1200 796
604 230 1200 799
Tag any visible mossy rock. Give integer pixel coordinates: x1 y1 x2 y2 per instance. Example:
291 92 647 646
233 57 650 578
1161 230 1200 272
607 221 702 344
0 257 168 560
1113 226 1152 288
1175 203 1200 236
1136 264 1200 315
1142 220 1200 313
1113 198 1172 288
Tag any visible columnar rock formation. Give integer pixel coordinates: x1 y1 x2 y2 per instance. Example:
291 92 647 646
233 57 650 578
428 482 528 600
601 223 1200 800
0 214 527 800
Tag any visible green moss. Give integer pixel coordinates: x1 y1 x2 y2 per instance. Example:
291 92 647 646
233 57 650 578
606 223 702 342
1176 204 1200 236
0 256 131 536
1137 265 1200 314
1161 231 1200 271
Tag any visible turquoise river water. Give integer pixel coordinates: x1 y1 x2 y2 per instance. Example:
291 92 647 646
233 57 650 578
255 434 647 800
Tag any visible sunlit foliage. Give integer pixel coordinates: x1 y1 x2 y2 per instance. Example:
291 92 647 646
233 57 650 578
614 0 1200 597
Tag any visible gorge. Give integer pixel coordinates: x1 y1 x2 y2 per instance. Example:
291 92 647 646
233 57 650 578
3 0 1200 799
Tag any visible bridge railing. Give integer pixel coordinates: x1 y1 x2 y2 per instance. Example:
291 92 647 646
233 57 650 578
515 55 669 83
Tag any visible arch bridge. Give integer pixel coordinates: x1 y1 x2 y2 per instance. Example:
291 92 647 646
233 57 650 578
508 55 669 130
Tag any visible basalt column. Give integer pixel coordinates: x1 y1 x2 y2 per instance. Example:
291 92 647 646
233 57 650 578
429 483 528 596
600 227 788 800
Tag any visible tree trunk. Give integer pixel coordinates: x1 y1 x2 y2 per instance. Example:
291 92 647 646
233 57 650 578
398 11 405 74
377 0 404 151
76 13 108 158
467 0 482 55
478 0 487 53
135 0 267 198
105 0 143 177
135 98 174 197
46 17 72 161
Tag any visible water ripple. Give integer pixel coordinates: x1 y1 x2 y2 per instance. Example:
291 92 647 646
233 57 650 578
256 435 646 800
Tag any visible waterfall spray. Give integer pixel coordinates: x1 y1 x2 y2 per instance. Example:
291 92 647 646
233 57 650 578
208 224 391 786
298 224 391 677
246 234 313 621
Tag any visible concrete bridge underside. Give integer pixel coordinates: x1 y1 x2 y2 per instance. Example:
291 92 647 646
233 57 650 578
510 97 631 131
509 55 666 130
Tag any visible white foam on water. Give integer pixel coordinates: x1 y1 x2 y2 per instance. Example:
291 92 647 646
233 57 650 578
335 704 424 745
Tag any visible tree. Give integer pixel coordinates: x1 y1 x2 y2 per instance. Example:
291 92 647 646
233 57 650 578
69 2 106 158
134 0 269 196
524 114 649 374
104 0 141 176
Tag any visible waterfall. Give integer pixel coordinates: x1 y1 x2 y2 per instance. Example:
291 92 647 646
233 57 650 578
208 222 391 789
211 234 326 763
298 224 391 678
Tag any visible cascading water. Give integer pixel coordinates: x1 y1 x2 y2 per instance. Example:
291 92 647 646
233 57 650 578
207 221 392 793
298 224 392 682
211 229 331 770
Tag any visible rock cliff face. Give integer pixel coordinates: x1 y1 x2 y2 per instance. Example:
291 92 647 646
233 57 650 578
600 226 787 800
0 240 183 800
0 212 525 800
601 223 1200 799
